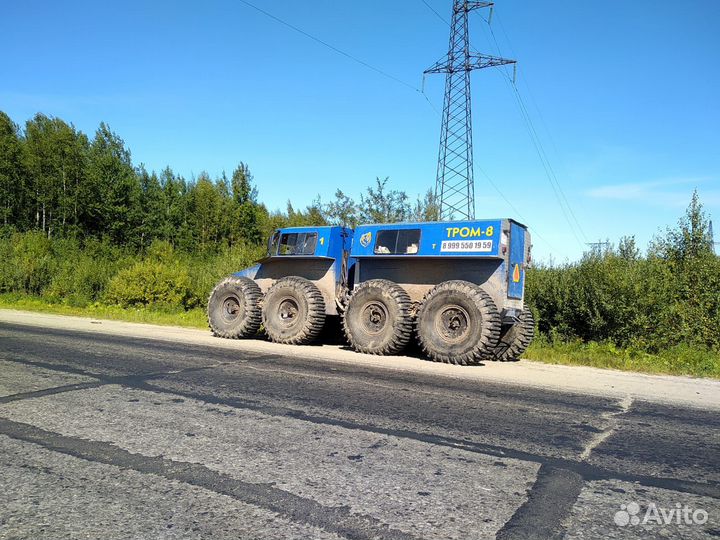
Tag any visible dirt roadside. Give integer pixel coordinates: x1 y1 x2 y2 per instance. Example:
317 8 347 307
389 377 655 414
1 309 718 410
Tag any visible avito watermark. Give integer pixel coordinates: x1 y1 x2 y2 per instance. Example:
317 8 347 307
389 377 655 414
614 502 708 527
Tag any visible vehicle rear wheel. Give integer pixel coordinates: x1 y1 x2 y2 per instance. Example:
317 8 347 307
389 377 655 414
416 280 501 365
207 276 262 339
488 307 535 362
342 279 413 355
262 276 326 345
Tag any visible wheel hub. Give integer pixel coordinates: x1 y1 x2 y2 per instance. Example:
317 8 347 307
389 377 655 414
361 302 388 334
436 305 470 342
222 296 241 322
278 297 300 325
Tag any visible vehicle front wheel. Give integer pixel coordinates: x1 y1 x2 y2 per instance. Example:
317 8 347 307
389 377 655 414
416 280 501 365
342 279 413 355
262 276 326 345
207 276 263 339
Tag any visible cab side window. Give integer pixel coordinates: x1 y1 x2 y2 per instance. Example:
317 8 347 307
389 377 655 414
268 231 280 256
374 229 421 255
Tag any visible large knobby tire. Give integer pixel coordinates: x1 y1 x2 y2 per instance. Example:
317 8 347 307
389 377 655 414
207 276 262 339
416 280 501 366
262 276 326 345
342 279 413 355
488 307 535 362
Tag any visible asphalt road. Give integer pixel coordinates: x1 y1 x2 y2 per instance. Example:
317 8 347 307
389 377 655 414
0 320 719 539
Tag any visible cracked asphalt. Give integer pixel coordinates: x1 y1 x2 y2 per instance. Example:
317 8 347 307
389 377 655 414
0 318 719 539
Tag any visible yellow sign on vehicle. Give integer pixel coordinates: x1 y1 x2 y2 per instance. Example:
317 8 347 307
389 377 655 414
512 264 521 283
359 232 372 248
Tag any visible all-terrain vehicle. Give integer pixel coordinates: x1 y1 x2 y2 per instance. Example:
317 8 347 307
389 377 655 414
207 219 534 365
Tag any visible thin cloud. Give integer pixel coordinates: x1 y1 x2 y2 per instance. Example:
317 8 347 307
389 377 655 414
587 177 715 207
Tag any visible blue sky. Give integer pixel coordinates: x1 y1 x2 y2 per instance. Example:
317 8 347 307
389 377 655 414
2 0 718 261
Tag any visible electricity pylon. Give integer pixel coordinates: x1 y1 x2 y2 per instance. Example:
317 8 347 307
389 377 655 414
425 1 515 220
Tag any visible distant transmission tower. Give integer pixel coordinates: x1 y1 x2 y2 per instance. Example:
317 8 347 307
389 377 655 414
425 1 516 220
586 240 610 257
710 220 718 255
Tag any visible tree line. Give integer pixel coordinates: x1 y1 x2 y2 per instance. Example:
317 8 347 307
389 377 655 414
0 111 437 252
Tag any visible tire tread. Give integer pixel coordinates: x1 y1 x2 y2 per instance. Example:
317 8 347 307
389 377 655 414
489 307 535 362
416 280 501 366
262 276 326 345
342 279 413 355
207 276 262 339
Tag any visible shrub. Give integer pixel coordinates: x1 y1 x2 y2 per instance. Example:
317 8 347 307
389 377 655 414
0 231 58 294
105 259 193 308
527 250 720 354
185 243 264 308
46 253 121 306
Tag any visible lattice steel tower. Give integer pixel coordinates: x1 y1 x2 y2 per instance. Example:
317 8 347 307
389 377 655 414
425 1 515 220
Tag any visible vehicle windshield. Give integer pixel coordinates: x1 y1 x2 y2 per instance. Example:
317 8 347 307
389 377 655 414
278 232 318 256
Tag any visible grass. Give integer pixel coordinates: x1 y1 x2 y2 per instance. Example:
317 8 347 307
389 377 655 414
1 295 718 379
0 294 207 329
526 337 720 379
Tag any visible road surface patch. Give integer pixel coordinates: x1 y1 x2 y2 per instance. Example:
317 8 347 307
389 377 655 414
0 385 539 539
0 359 97 398
0 433 347 540
563 479 720 539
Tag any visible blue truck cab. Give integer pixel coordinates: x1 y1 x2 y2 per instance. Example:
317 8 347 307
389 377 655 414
233 226 354 316
207 219 533 365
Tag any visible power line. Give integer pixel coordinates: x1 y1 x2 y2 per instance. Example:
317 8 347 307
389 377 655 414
236 0 440 116
237 0 415 91
476 11 589 247
476 166 526 219
420 1 577 253
472 11 584 242
240 0 573 251
495 13 560 148
488 14 588 243
504 73 585 247
420 1 559 243
476 165 560 253
419 0 451 26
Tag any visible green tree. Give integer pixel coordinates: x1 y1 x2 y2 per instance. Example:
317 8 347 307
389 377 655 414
359 177 410 224
230 163 262 244
24 114 88 236
189 173 224 250
651 190 714 262
160 167 193 249
285 197 327 227
0 112 27 228
324 189 358 228
617 236 640 261
137 166 167 249
649 192 719 349
84 123 140 244
410 189 439 222
231 162 257 205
